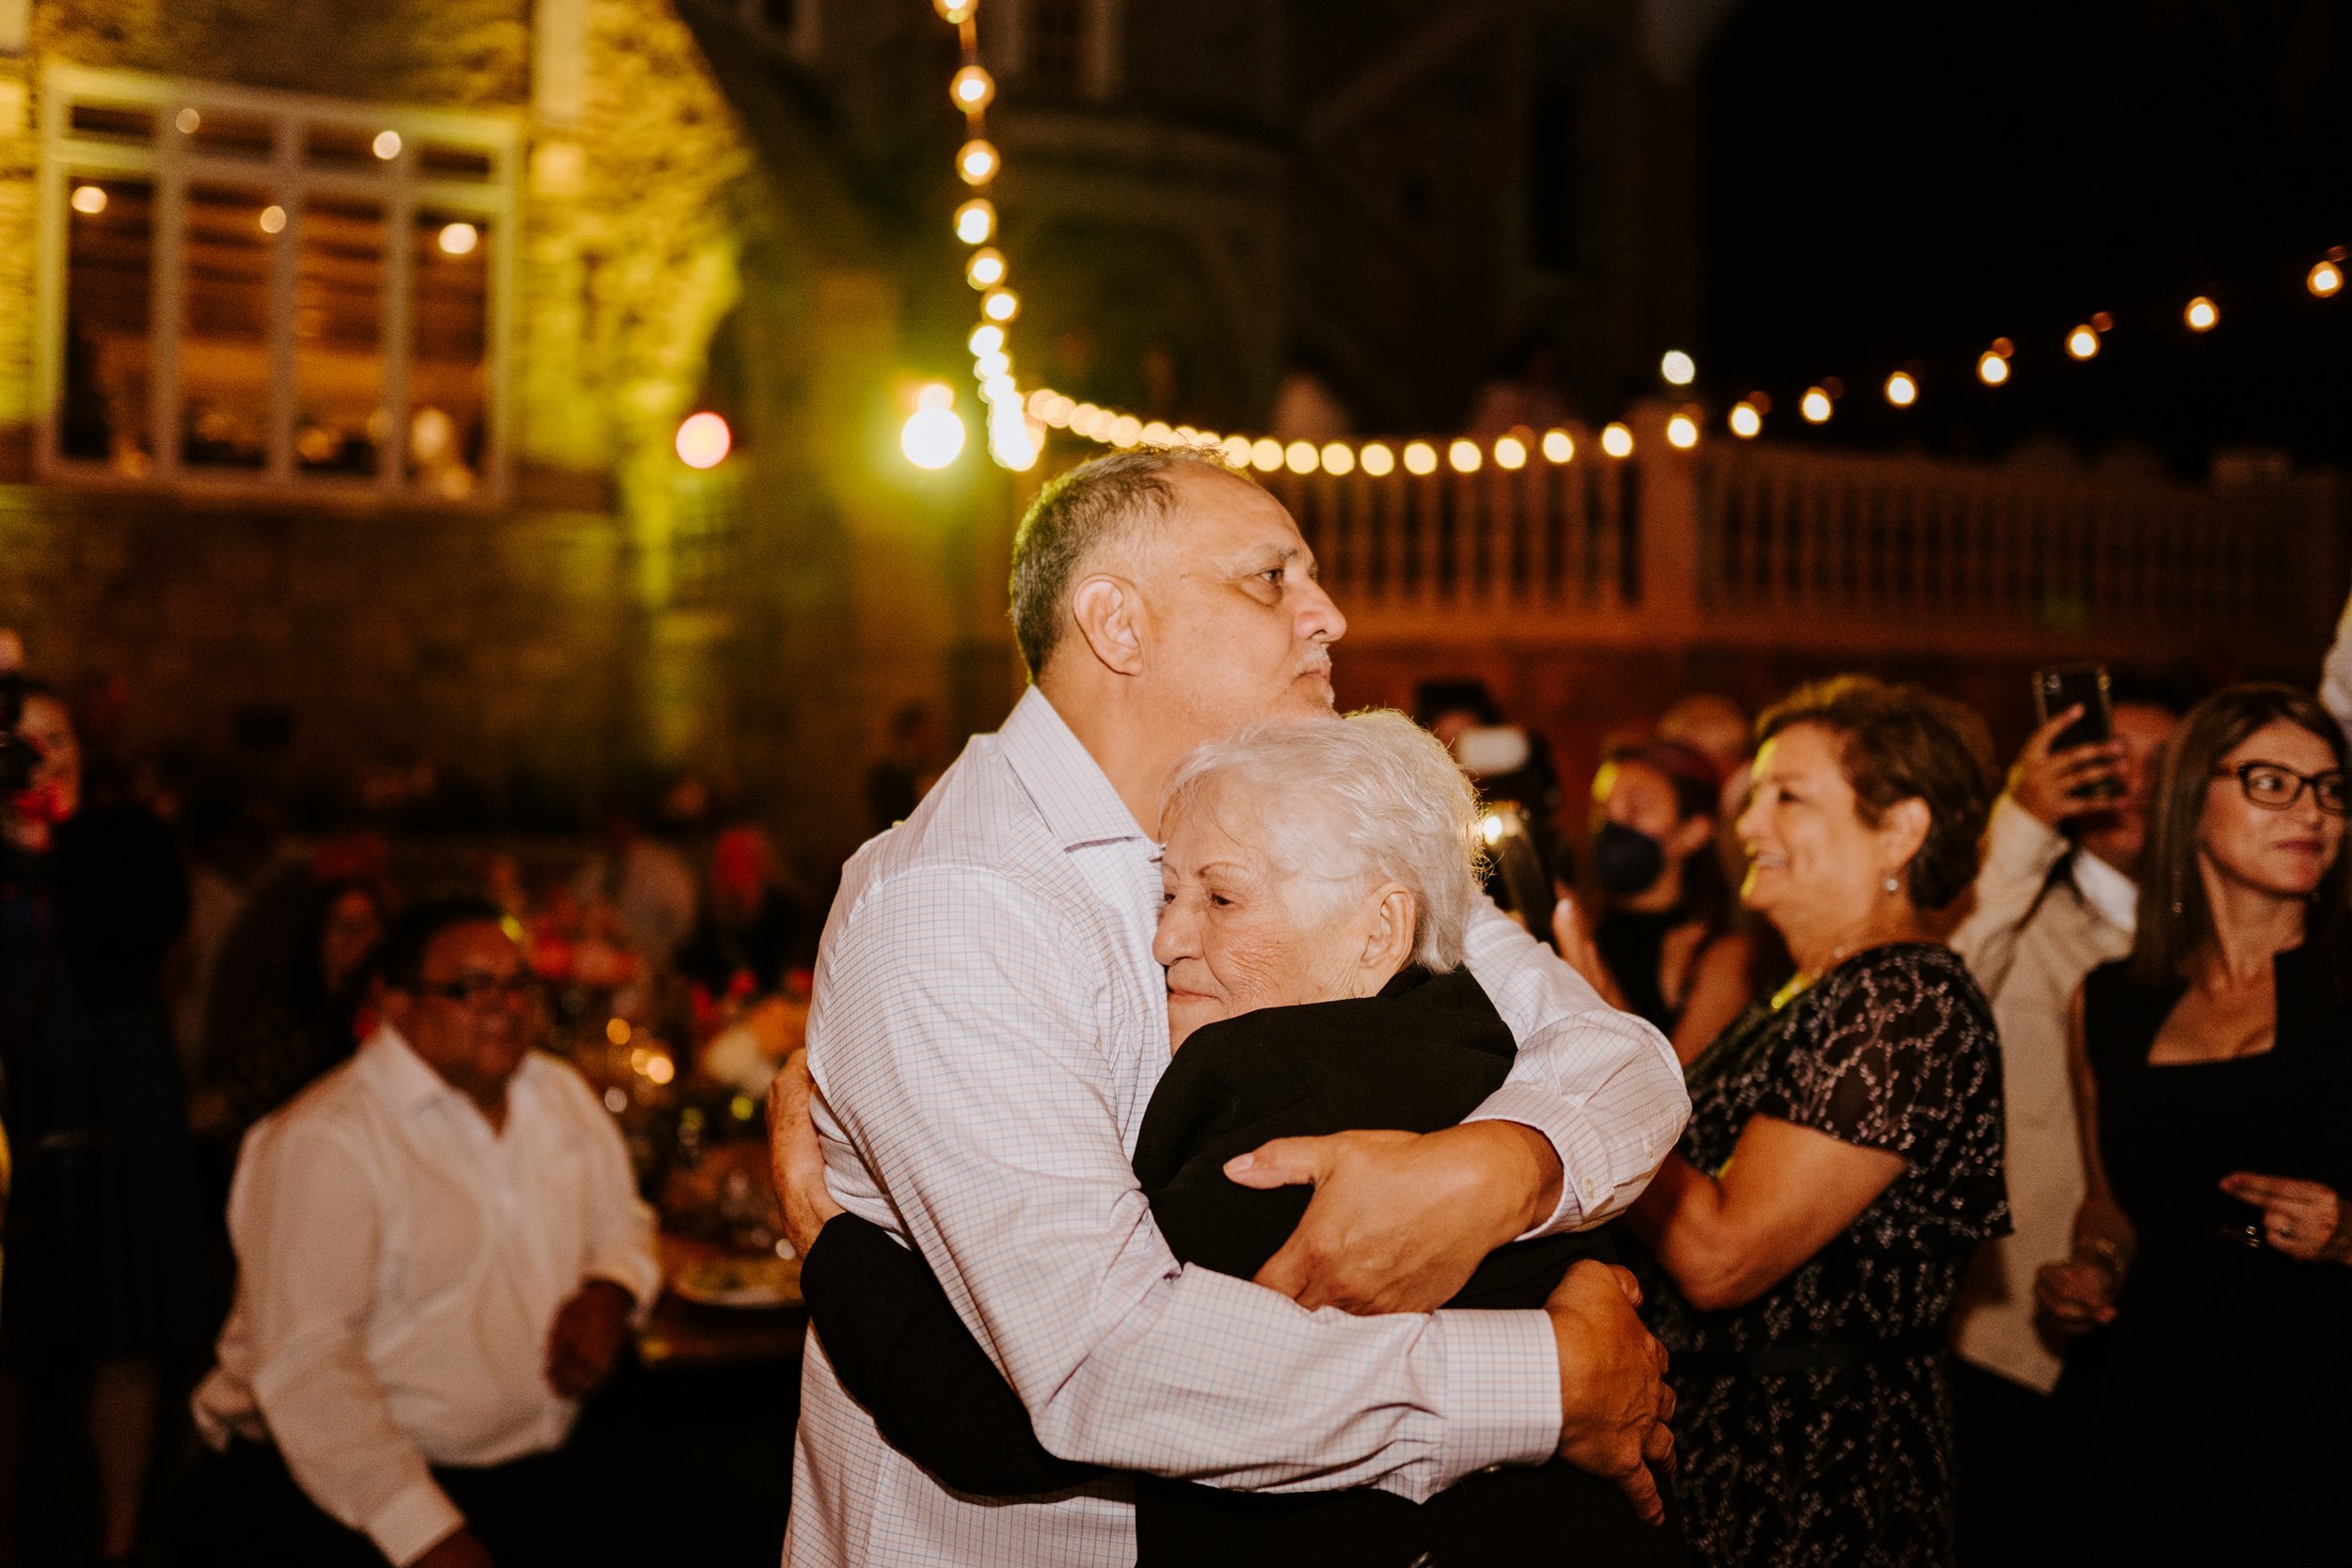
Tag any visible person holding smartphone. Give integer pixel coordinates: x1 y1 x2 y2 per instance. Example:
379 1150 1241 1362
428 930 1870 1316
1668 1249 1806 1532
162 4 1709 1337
1942 672 2180 1565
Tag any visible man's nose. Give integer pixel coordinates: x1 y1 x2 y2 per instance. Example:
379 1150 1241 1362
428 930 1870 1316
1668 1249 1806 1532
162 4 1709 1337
1297 577 1347 645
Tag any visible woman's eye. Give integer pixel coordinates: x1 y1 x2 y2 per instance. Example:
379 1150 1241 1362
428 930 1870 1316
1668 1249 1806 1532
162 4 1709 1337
1209 893 1234 909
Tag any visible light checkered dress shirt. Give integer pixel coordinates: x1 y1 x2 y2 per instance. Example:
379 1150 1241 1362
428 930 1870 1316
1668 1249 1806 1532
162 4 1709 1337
787 689 1688 1567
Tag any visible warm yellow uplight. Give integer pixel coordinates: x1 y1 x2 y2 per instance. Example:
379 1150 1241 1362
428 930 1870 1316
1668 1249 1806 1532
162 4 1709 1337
2065 325 2100 360
1285 440 1320 475
1664 413 1699 450
1727 401 1762 438
1250 437 1285 472
1402 441 1438 476
1979 351 2010 386
957 138 999 185
1599 422 1635 457
1540 429 1574 463
437 221 479 256
675 411 732 468
1884 371 1918 407
965 247 1007 289
1661 349 1696 387
2310 259 2344 299
70 184 107 215
1359 442 1395 476
981 287 1020 323
1494 436 1528 469
901 405 966 468
967 323 1004 356
2185 295 2218 331
1448 438 1483 473
1800 388 1833 424
950 65 995 113
1321 442 1356 476
373 129 403 160
955 198 995 245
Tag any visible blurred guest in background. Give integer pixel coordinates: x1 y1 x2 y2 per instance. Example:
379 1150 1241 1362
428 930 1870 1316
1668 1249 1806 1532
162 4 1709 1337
191 896 660 1568
863 702 946 833
2036 684 2351 1561
1555 739 1758 1062
1627 676 2007 1568
1942 683 2178 1564
169 789 283 1083
675 825 812 1007
1 673 213 1565
574 809 696 969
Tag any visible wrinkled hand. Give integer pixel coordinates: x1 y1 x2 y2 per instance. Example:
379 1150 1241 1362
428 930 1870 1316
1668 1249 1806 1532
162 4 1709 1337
2010 707 2125 829
767 1049 844 1257
1549 1260 1674 1526
2221 1172 2352 1263
1551 895 1628 1010
1228 1122 1561 1315
2033 1257 2119 1334
544 1279 633 1399
412 1528 497 1568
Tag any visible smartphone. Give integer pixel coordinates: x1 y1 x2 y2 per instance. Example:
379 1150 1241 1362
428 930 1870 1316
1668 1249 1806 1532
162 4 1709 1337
2034 663 2118 799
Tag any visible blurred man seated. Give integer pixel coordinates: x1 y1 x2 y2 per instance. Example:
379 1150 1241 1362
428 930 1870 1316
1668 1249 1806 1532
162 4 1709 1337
190 896 660 1568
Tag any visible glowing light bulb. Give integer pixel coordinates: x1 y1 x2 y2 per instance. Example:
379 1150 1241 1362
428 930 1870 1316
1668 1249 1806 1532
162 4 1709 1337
2185 295 2218 331
259 204 287 235
950 65 995 113
1665 413 1699 450
1447 438 1482 473
981 287 1019 323
901 405 966 468
1540 429 1574 463
644 1053 675 1085
70 184 107 215
373 130 402 160
1884 371 1918 407
955 198 995 245
973 349 1010 379
1321 442 1356 476
1979 351 2010 386
965 247 1007 289
1599 422 1634 457
1108 415 1143 448
1249 437 1285 472
1220 435 1254 467
1402 441 1438 476
1661 349 1696 387
1285 440 1320 475
1800 388 1833 423
957 138 999 185
967 323 1004 356
675 411 732 468
1727 402 1762 438
1494 436 1528 469
933 0 977 23
1359 442 1395 476
2065 325 2100 360
917 382 955 410
437 221 479 256
2310 260 2344 299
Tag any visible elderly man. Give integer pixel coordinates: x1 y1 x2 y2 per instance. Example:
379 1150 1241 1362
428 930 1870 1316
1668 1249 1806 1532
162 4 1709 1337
777 448 1689 1566
192 896 660 1568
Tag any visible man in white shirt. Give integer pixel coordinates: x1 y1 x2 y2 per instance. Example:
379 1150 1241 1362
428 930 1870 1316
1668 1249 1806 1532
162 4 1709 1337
1945 686 2179 1565
776 449 1690 1566
192 896 661 1568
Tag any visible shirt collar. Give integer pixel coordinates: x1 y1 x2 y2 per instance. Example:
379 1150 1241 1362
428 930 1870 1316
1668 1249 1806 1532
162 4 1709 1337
354 1022 469 1115
2071 848 2139 934
997 686 1151 851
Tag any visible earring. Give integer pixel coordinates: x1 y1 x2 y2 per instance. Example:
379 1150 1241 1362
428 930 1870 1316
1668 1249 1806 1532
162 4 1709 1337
1883 875 1900 895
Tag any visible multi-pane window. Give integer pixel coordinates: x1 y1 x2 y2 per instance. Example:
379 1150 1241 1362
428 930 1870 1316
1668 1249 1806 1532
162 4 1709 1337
38 66 516 500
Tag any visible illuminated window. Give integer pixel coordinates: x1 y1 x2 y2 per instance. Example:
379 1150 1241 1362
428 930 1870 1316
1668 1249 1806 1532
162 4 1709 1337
39 65 515 500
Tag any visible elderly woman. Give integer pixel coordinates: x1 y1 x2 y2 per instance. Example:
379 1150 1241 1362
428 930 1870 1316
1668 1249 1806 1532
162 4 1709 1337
784 711 1686 1568
1623 676 2009 1568
2036 684 2352 1560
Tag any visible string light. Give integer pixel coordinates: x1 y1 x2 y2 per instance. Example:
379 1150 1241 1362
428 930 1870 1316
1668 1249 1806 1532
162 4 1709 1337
175 107 199 134
1321 442 1356 476
967 323 1004 356
1359 442 1395 476
932 0 976 22
1250 437 1284 472
2184 295 2218 331
1727 401 1762 438
2312 256 2344 298
1884 371 1918 407
901 390 966 470
70 184 106 214
1978 350 2010 386
957 138 999 185
1541 429 1574 463
675 411 732 468
1600 422 1635 457
1494 435 1528 469
1402 441 1438 475
2065 324 2101 360
1800 387 1833 423
965 247 1008 289
954 198 995 245
949 65 995 113
1447 438 1483 473
373 130 402 160
1660 350 1696 387
1285 440 1319 475
1664 412 1699 450
981 287 1020 323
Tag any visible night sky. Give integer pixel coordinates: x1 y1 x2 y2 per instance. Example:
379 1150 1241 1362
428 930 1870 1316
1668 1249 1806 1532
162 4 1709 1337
1701 0 2350 478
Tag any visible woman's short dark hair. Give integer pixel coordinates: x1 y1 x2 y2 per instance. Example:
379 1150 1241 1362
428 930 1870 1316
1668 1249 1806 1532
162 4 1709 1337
1757 675 1995 911
376 894 508 990
2131 682 2349 988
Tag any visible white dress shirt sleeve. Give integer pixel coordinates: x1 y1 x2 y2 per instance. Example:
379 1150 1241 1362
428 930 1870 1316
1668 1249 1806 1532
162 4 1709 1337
813 864 1560 1501
1457 895 1691 1234
2323 585 2352 750
230 1119 465 1567
1947 795 2070 1000
563 1070 663 1320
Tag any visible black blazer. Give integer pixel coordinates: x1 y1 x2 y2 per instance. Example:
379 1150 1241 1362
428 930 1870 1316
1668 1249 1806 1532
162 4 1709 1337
801 966 1686 1567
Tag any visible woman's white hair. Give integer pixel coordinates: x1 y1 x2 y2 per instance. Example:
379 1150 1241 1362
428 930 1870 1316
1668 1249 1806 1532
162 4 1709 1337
1160 709 1484 972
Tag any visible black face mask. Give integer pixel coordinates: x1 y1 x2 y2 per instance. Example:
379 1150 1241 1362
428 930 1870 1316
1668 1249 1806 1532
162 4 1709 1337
1592 820 1667 898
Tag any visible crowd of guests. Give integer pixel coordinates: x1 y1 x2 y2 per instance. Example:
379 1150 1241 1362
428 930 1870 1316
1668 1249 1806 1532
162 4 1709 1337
3 463 2351 1568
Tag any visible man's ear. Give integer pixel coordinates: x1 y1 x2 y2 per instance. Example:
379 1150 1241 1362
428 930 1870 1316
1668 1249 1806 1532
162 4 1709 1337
1361 883 1419 979
1070 574 1147 677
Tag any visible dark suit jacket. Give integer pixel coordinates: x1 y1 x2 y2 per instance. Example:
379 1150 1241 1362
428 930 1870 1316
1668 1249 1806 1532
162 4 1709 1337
800 966 1686 1567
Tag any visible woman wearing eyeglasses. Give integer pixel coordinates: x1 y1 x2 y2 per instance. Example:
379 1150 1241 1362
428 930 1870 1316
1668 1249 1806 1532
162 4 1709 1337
2035 683 2352 1560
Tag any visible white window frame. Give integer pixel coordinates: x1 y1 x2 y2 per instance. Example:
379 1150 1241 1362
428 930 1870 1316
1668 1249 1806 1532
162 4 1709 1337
34 63 520 505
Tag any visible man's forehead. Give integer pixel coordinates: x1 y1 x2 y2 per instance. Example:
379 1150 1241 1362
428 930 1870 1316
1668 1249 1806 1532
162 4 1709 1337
425 921 519 973
1157 469 1308 562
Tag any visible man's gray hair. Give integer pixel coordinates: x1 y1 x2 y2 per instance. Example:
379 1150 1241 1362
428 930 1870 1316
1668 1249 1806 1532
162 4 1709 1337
1160 710 1485 972
1008 446 1258 679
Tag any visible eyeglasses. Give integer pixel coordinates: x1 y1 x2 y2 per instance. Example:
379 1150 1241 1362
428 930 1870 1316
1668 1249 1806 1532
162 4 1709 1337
2212 761 2350 817
414 972 537 1007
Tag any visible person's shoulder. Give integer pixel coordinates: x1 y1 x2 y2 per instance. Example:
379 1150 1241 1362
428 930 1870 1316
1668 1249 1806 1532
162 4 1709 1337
236 1056 379 1178
517 1049 607 1114
1809 942 1994 1040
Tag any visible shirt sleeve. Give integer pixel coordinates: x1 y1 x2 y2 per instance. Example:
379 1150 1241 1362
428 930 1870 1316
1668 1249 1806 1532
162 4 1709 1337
1946 796 2068 998
809 865 1560 1501
1456 895 1691 1233
229 1120 466 1567
2323 586 2352 751
564 1067 663 1320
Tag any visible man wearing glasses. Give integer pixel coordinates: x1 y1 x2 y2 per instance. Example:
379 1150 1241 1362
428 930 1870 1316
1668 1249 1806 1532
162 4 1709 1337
191 896 660 1568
